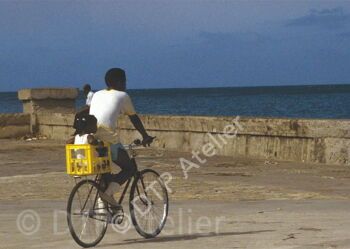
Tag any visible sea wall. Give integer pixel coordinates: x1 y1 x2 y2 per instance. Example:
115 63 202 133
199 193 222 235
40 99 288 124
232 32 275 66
0 113 31 138
35 112 350 165
18 88 78 133
2 88 349 165
18 88 78 114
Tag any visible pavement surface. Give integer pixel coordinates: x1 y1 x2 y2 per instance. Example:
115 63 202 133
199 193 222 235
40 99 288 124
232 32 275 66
1 139 350 248
2 200 350 249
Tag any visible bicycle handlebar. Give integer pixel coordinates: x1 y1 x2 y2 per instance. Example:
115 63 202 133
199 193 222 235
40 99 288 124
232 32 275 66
126 137 156 149
123 139 144 149
133 139 142 146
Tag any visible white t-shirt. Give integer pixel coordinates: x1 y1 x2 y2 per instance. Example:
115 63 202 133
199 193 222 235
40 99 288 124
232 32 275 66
86 91 94 106
74 134 89 159
74 134 89 144
89 89 136 143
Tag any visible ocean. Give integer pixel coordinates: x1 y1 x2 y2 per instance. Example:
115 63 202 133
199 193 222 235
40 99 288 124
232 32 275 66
1 84 350 119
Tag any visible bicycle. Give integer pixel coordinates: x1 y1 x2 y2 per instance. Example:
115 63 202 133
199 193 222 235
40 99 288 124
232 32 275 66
66 139 169 248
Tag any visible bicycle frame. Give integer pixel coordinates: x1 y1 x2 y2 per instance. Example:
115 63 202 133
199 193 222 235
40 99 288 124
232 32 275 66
67 137 168 247
74 144 145 214
84 157 141 208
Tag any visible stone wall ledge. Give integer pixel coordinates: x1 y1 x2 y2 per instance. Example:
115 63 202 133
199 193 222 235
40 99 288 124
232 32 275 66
37 113 350 139
0 113 30 126
29 113 350 165
0 113 31 138
18 88 78 100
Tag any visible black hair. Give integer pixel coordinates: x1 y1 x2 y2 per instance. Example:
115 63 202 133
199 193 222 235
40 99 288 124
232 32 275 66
73 113 97 135
83 84 91 92
105 68 126 91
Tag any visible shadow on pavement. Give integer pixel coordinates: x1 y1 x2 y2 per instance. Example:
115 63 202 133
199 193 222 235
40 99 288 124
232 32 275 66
100 230 275 247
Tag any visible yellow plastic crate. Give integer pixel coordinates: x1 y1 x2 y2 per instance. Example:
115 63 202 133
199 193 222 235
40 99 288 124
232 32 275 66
66 144 112 176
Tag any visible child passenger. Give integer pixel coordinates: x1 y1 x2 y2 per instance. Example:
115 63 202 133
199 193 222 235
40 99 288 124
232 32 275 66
66 113 98 147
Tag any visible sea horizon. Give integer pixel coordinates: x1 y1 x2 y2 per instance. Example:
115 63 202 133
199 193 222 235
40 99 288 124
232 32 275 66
1 82 350 93
1 84 350 119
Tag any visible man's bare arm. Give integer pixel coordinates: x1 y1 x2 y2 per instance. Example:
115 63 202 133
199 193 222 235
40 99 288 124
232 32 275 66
129 114 154 146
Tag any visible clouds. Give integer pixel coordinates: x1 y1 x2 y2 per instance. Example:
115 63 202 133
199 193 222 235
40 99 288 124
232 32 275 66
285 7 350 29
199 32 268 45
1 1 350 91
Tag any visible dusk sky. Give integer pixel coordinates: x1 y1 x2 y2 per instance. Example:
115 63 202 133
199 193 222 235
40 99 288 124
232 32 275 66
1 0 350 91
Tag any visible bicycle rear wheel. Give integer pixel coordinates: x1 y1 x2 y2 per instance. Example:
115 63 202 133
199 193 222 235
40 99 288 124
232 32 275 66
67 179 108 248
129 169 169 238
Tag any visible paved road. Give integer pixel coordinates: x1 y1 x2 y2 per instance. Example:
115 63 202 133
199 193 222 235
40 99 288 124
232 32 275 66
2 199 350 249
2 139 350 248
3 139 350 202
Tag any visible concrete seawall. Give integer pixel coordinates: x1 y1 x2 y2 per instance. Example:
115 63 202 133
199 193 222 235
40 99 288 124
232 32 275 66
2 87 349 166
0 113 31 138
36 113 350 165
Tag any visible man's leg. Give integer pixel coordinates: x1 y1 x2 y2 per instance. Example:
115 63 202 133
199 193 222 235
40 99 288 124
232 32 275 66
112 148 137 184
100 144 136 205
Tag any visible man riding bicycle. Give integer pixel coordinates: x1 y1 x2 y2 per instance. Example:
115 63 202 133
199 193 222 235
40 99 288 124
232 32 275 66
89 68 154 207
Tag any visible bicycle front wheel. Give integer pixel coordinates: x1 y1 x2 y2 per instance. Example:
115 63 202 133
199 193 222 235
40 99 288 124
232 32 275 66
129 169 169 238
67 179 108 248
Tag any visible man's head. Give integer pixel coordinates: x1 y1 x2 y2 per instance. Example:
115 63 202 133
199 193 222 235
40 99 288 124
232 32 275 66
83 84 91 96
105 68 126 91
